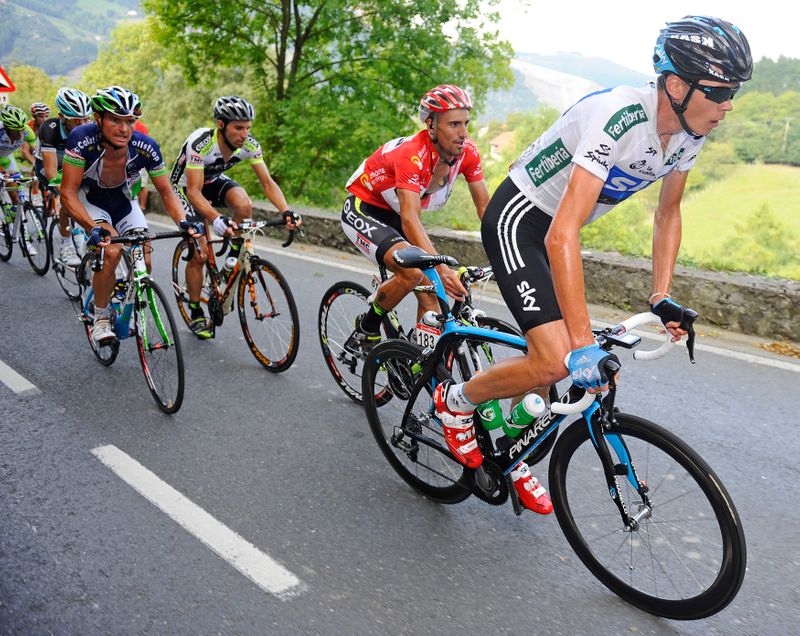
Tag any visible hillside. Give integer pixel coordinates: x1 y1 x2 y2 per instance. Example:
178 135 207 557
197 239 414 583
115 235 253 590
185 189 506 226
0 0 142 75
483 52 653 120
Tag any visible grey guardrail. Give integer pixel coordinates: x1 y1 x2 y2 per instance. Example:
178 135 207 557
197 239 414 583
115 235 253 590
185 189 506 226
147 194 799 342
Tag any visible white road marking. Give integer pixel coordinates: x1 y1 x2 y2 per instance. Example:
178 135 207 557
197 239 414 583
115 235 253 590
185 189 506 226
91 445 304 599
148 217 800 373
0 359 39 395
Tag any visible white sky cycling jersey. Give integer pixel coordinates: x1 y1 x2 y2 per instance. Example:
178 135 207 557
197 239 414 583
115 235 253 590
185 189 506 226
508 83 705 225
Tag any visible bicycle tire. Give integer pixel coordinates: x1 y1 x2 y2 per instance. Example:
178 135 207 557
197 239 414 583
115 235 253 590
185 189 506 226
318 280 398 405
49 218 82 301
22 202 49 275
135 278 185 414
548 413 746 620
237 256 299 372
0 217 13 261
77 253 119 367
363 339 471 504
170 238 212 331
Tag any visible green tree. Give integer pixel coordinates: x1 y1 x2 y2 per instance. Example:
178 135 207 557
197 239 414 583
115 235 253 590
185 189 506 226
80 21 167 101
4 64 60 114
144 0 514 205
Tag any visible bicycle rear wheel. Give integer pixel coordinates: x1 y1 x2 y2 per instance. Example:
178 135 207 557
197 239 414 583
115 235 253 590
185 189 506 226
363 339 470 504
21 202 49 275
0 218 13 261
319 281 393 404
237 257 299 372
135 278 185 414
77 253 119 366
548 413 746 620
49 218 82 300
171 238 213 330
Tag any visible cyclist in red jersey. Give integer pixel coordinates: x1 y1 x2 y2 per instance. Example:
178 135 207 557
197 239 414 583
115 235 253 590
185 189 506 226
342 84 489 352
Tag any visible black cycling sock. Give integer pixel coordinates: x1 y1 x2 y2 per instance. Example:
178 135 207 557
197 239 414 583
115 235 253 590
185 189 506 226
188 301 204 320
228 238 244 257
361 302 385 333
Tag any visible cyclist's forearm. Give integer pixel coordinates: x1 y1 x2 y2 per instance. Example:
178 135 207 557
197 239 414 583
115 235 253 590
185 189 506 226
651 204 682 298
60 190 95 231
43 151 59 181
261 179 289 213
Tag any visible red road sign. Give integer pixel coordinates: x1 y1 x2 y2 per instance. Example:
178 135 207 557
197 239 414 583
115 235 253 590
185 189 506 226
0 67 16 92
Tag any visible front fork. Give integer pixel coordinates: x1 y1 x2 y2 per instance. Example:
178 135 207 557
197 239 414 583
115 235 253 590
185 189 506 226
585 381 652 531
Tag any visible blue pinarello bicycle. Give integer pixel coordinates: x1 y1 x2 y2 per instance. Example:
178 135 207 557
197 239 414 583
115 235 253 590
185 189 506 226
361 247 745 620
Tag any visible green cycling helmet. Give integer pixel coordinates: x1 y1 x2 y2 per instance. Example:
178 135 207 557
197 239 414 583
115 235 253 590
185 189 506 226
0 105 28 130
91 86 142 118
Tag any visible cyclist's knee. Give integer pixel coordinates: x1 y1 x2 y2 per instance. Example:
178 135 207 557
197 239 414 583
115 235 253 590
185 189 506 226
394 266 424 293
231 200 252 222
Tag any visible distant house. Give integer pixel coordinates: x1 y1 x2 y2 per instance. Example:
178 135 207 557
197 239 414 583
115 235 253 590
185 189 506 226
489 131 515 161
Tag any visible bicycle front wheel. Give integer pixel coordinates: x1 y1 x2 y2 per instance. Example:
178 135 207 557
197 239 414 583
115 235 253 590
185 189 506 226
77 253 119 366
237 257 299 372
49 218 82 300
135 279 185 414
363 339 470 504
22 203 49 275
0 218 13 261
548 413 746 620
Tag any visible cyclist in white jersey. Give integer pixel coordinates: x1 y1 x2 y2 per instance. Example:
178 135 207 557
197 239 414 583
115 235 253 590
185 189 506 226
433 16 753 516
170 96 299 338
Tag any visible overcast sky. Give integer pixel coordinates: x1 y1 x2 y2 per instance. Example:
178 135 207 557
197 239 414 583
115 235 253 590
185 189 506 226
496 1 799 76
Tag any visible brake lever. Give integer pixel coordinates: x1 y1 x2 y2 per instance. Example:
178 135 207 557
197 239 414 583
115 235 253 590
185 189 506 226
682 307 699 364
182 234 196 262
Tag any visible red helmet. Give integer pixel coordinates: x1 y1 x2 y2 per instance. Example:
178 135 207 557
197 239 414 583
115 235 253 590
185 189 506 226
418 84 472 122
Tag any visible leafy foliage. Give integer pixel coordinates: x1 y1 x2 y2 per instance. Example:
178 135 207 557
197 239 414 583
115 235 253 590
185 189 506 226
741 56 800 96
144 0 514 204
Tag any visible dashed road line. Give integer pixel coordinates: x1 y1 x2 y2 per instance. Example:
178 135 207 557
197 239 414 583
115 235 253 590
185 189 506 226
92 444 304 599
0 359 40 395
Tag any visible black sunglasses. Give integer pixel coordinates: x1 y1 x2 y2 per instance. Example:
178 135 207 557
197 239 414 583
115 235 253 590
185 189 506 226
692 82 741 104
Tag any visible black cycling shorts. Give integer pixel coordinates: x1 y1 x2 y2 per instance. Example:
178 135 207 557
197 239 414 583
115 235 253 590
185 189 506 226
481 177 562 332
340 195 406 265
174 175 243 221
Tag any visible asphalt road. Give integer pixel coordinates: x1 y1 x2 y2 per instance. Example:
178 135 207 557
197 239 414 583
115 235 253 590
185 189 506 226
1 222 798 635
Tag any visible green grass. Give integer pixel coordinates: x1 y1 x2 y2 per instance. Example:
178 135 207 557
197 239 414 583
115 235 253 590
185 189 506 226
680 164 800 255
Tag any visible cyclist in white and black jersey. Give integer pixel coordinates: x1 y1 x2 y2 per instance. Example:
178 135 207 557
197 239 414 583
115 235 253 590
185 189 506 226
432 16 753 516
171 96 299 338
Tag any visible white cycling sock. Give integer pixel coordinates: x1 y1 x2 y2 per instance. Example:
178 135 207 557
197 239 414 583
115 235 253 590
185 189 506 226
61 235 72 248
446 382 477 413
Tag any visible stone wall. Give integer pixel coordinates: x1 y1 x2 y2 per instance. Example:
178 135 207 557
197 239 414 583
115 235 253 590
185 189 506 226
149 195 800 342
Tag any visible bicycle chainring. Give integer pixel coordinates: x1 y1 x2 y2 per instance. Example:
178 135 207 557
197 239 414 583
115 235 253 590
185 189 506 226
208 294 224 326
471 460 508 506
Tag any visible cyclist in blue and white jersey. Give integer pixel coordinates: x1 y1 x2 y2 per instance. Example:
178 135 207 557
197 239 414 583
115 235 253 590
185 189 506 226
433 16 753 516
170 95 299 338
0 105 37 206
60 86 201 344
34 87 93 266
